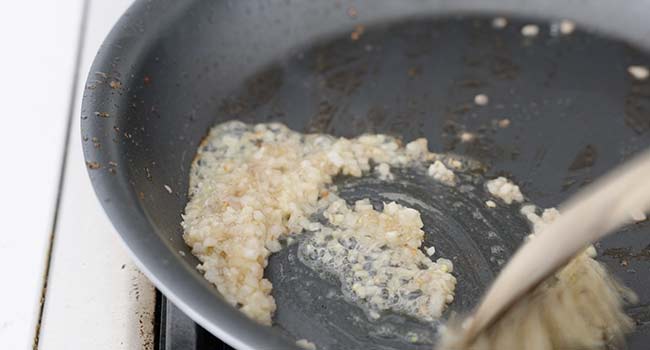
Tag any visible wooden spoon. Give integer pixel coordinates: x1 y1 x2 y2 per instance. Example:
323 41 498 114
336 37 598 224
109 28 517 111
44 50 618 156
458 149 650 345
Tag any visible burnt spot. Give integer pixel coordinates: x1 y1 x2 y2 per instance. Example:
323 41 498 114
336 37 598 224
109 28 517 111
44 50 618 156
568 144 598 171
86 161 101 170
624 81 650 134
603 244 650 266
490 55 520 80
311 42 362 74
324 66 367 95
562 145 597 192
218 65 284 118
244 65 283 107
307 101 338 133
456 79 485 89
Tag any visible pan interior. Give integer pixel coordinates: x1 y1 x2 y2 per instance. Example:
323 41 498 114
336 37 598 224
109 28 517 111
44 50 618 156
217 17 650 349
119 15 650 349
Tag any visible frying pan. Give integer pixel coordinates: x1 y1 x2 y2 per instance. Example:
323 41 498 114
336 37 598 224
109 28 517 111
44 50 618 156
81 0 650 349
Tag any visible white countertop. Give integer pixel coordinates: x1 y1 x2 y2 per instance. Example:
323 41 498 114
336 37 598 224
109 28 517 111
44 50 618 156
0 1 155 349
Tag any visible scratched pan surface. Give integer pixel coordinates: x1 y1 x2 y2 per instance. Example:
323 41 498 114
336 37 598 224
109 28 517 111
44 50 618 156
82 1 650 349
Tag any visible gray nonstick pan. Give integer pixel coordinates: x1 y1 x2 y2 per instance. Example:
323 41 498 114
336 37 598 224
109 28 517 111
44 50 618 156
82 0 650 349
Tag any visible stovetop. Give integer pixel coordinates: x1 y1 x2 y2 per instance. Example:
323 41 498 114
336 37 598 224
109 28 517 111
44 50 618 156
156 292 233 350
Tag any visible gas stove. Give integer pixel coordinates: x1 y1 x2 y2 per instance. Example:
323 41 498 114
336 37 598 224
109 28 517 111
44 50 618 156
156 292 234 350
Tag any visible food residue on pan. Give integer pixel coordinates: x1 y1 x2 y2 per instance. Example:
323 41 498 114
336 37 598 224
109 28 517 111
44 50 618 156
182 119 637 350
497 118 511 128
426 246 436 256
299 198 456 322
182 121 457 325
521 24 540 37
550 19 576 36
86 161 101 170
474 93 489 106
350 24 365 41
628 65 649 80
486 176 524 204
296 338 317 350
459 132 476 143
346 6 358 19
520 204 560 233
427 160 456 186
559 20 576 35
375 162 394 181
491 17 508 29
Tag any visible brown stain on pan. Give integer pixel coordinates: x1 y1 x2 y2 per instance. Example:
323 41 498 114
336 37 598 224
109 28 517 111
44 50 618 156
306 101 338 133
624 80 650 134
568 144 598 171
603 244 650 268
219 65 284 118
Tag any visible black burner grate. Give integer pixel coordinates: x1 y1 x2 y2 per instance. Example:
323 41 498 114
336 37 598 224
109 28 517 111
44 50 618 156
156 291 234 350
